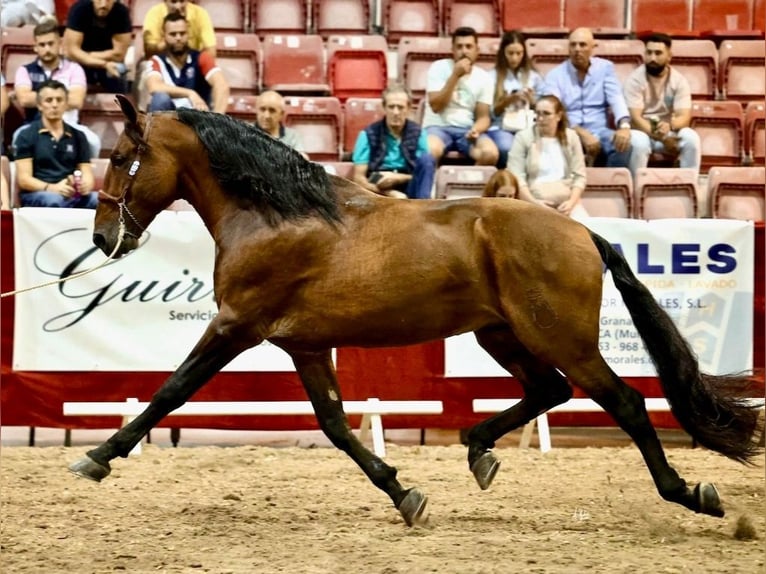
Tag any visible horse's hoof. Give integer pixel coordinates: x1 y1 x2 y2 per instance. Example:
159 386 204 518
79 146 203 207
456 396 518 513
398 488 429 527
68 456 111 482
470 451 500 491
695 483 725 518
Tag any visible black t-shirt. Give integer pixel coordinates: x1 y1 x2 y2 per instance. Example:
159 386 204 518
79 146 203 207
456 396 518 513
66 0 132 53
15 120 91 183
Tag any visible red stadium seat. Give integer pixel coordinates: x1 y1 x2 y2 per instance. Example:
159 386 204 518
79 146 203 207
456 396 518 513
251 0 308 36
79 94 126 158
693 0 762 39
564 0 629 37
196 0 247 33
397 36 452 103
718 39 766 101
708 166 765 220
632 0 694 37
261 34 330 95
442 0 500 38
668 39 719 100
282 96 342 161
1 26 36 88
320 161 356 179
313 0 370 38
582 168 634 218
744 101 765 165
129 0 155 31
342 97 384 158
435 165 496 200
525 38 569 78
326 35 388 102
592 39 645 85
755 0 765 33
690 100 745 171
501 0 566 36
215 33 261 95
384 0 440 44
635 168 700 219
226 93 258 122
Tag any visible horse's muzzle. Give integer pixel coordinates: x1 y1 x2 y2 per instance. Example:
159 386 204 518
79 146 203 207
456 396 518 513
93 231 138 258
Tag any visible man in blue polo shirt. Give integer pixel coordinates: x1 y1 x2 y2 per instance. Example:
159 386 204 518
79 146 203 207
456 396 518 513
352 85 435 199
15 80 97 208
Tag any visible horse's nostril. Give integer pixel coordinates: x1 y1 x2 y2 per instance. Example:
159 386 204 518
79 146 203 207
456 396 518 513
93 233 107 252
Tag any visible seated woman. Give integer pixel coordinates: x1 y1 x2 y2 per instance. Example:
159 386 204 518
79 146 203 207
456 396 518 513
482 169 519 198
507 94 588 219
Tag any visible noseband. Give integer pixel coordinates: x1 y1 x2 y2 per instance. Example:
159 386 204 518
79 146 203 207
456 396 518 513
98 114 154 238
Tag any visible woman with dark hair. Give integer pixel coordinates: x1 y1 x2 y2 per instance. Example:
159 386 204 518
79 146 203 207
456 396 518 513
485 30 546 169
507 94 588 219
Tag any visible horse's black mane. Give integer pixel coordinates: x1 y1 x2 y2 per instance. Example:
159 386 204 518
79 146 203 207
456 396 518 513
176 109 341 226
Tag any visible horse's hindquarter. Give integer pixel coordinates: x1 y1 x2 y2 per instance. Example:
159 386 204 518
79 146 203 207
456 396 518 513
215 197 604 350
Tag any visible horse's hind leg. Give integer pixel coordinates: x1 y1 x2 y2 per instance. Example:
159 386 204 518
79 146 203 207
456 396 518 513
290 349 427 527
466 324 573 490
568 358 724 517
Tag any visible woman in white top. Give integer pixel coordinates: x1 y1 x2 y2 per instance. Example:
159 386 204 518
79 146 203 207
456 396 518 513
507 94 588 219
485 30 546 169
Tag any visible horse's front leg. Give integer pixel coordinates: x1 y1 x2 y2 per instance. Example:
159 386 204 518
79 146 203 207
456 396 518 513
291 349 428 527
69 313 255 481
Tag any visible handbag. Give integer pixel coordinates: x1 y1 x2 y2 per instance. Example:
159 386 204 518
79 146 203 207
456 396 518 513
502 105 535 132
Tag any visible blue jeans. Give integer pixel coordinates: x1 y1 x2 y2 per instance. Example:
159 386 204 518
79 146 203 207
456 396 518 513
148 92 177 112
484 128 515 169
20 190 99 208
593 127 631 168
405 154 436 199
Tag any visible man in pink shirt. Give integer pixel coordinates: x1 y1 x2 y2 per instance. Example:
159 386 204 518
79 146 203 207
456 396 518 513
13 18 101 157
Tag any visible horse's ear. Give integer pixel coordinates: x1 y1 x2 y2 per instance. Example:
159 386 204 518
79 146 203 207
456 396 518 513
115 95 138 126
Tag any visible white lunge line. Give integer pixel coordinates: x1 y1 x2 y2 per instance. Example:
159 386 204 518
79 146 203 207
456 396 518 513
63 398 444 457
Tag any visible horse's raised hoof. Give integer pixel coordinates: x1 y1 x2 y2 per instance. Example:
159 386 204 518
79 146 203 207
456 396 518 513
695 483 725 518
470 451 500 491
68 456 111 482
398 488 429 527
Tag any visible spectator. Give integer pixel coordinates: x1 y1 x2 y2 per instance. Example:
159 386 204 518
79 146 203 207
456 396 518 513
352 84 435 200
142 0 216 59
15 79 97 208
145 13 229 113
422 27 498 166
254 90 308 159
624 32 700 178
507 94 588 219
482 169 518 198
63 0 132 93
545 27 631 168
13 18 101 158
1 0 54 27
486 30 546 169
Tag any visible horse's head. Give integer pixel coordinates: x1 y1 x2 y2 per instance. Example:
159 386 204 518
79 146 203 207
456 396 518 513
93 95 178 258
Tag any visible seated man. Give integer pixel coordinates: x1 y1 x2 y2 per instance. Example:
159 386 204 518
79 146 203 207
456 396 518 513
142 0 216 59
145 13 229 113
63 0 132 93
545 27 632 167
352 85 435 199
422 27 498 167
254 90 308 159
13 18 101 158
15 79 97 208
624 32 700 178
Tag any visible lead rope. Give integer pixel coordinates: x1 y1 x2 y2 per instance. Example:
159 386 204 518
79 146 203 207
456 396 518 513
0 214 127 299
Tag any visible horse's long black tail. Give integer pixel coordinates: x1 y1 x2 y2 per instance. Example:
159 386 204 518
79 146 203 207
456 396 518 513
590 231 764 464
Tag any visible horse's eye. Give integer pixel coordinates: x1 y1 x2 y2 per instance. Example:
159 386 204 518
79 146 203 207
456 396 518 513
111 154 126 166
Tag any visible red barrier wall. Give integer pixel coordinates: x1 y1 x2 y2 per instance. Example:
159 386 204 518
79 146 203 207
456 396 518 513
1 212 763 430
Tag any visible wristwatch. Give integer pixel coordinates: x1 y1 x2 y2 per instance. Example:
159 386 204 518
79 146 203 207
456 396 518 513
618 120 631 130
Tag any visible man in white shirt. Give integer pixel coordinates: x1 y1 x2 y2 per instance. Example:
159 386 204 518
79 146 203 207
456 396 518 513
624 32 700 177
422 27 498 166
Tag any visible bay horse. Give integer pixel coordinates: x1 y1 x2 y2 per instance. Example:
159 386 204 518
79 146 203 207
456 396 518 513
70 95 763 527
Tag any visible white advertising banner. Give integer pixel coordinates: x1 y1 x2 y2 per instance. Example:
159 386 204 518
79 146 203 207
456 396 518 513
445 218 754 378
12 208 301 371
